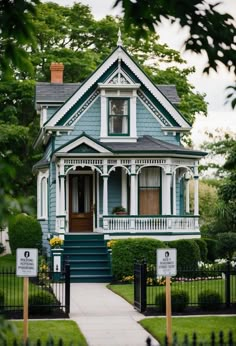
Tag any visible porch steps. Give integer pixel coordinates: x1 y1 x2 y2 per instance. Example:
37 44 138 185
63 233 112 283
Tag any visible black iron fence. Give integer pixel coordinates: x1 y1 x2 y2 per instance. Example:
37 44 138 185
146 330 234 346
134 260 236 313
0 264 70 318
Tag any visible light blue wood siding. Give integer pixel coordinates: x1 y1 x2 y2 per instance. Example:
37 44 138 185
49 163 56 232
54 98 101 150
136 99 179 145
99 168 122 215
108 169 122 214
47 106 60 121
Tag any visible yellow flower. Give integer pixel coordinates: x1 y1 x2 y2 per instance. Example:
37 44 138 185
49 236 63 248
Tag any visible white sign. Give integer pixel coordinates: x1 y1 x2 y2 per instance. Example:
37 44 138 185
16 248 38 277
157 248 177 277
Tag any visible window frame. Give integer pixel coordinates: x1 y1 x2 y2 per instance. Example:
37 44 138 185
107 97 130 136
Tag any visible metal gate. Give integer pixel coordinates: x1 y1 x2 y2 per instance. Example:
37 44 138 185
134 261 147 313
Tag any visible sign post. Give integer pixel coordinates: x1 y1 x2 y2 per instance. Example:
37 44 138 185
16 248 38 343
157 249 177 345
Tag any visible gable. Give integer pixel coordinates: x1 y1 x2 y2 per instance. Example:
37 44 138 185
45 46 190 130
54 134 111 155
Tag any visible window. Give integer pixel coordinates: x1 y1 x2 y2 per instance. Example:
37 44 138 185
139 167 160 215
40 176 48 219
108 98 129 135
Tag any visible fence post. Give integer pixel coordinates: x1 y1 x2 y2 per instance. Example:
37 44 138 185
225 259 231 308
65 263 70 315
140 260 147 313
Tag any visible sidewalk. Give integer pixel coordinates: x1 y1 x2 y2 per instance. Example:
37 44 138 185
69 283 159 346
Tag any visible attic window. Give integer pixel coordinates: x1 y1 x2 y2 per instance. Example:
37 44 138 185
108 98 129 135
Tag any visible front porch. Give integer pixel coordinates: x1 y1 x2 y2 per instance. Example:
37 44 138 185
102 215 199 234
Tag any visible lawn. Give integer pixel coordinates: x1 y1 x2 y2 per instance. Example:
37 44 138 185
108 276 236 306
4 320 87 345
140 316 236 345
0 255 49 306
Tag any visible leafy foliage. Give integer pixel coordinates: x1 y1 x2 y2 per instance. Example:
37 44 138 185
216 232 236 259
114 0 236 75
167 239 201 270
194 239 208 262
198 290 222 310
29 290 57 315
8 214 42 255
203 238 218 262
155 290 189 313
111 238 166 280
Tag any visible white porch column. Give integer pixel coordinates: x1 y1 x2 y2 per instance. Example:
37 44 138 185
194 165 199 216
59 175 65 215
130 161 137 215
121 170 128 210
162 170 172 215
103 160 108 215
172 171 176 215
103 176 108 215
185 176 190 214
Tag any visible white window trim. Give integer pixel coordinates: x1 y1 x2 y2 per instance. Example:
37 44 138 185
99 85 139 142
37 170 49 220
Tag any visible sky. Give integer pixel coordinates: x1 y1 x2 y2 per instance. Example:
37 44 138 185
43 0 236 145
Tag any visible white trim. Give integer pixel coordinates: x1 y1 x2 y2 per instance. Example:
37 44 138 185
46 47 190 128
121 170 128 210
121 53 190 128
56 136 111 154
100 137 138 143
37 170 49 220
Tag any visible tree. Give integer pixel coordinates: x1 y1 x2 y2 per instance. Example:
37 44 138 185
26 2 206 125
216 232 236 259
0 0 39 77
114 0 236 108
201 134 236 235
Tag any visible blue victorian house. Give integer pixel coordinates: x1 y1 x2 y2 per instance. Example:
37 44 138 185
33 36 206 281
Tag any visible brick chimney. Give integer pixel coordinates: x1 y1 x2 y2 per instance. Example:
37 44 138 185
50 62 64 83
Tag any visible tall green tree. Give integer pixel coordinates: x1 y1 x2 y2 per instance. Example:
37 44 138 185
114 0 236 108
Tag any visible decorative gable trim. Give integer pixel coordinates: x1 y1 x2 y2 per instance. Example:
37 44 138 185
45 46 190 129
54 134 111 155
137 90 171 127
121 52 190 128
65 89 100 126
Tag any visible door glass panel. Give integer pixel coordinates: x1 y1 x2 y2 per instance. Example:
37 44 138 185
72 175 91 213
72 176 79 213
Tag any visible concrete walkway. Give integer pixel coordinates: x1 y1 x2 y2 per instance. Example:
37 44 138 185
70 283 159 346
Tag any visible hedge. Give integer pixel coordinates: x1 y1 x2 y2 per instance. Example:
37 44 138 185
193 238 208 262
203 238 218 262
111 237 166 280
167 239 201 269
8 214 42 255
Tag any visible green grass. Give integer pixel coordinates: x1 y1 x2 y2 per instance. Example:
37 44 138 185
0 255 51 306
140 316 236 345
108 276 236 306
0 254 16 269
4 320 87 345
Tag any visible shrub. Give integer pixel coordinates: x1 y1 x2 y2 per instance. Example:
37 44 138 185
111 238 166 280
194 238 208 262
29 290 56 315
216 232 236 260
203 238 218 262
8 214 42 255
0 289 4 307
0 243 5 255
167 239 201 270
155 290 189 313
198 290 222 310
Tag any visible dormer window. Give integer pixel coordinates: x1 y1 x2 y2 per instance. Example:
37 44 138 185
108 98 129 135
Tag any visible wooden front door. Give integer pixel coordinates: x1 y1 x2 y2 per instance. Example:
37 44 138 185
69 174 93 232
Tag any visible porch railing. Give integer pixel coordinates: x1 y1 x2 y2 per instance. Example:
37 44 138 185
102 215 199 232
